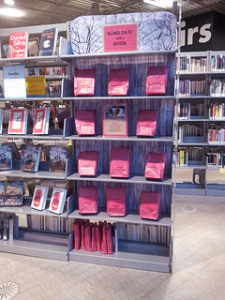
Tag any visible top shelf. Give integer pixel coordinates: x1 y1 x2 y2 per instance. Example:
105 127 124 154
0 56 68 68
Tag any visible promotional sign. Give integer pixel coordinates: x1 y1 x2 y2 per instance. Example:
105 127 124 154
104 24 137 52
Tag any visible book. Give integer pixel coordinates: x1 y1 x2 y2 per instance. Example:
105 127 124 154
28 37 39 57
26 76 46 97
8 108 28 135
3 65 26 99
31 185 49 211
8 32 28 58
0 145 12 171
57 107 70 130
0 108 4 134
102 103 128 137
49 146 67 173
32 107 50 135
0 181 6 207
39 28 58 56
5 181 23 206
49 187 67 215
22 145 41 172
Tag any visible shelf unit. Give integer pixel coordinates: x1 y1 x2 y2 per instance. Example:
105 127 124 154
174 50 225 196
0 7 180 273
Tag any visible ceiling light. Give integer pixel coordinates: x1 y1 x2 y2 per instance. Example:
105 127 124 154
143 0 174 8
4 0 15 5
0 7 25 17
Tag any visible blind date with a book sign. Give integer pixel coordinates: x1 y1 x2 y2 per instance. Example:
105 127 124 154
104 24 137 52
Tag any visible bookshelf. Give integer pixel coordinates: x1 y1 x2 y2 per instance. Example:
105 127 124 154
174 51 225 196
0 6 180 273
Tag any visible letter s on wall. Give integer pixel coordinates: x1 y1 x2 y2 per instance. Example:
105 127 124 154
199 23 212 43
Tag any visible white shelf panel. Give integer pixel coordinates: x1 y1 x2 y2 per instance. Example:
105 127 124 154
68 210 171 227
1 170 67 180
0 56 68 68
67 173 172 185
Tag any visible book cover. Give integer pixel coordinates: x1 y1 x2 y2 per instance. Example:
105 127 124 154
0 181 6 207
57 107 70 130
8 32 28 58
22 145 41 172
49 146 67 173
5 181 23 206
0 145 12 171
102 103 128 137
49 187 67 214
26 76 46 96
3 65 26 99
78 186 98 214
28 37 39 57
31 185 49 211
32 107 50 135
39 28 58 56
8 108 28 135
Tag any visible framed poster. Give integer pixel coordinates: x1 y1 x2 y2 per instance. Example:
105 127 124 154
102 103 128 137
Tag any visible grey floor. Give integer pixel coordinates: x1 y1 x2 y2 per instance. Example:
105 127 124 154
0 194 224 300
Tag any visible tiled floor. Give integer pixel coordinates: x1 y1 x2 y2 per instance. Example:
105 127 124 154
0 194 224 300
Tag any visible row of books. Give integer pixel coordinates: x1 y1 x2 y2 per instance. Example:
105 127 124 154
207 152 225 167
176 103 205 120
26 67 67 77
210 79 225 97
208 128 225 144
0 181 23 207
209 103 225 120
0 144 68 173
117 223 169 245
6 28 58 58
211 55 225 72
179 80 206 97
179 57 207 73
178 125 204 143
0 214 18 241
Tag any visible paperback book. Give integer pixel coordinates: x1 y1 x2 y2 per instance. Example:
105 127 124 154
8 32 29 58
5 181 23 206
0 181 6 207
0 145 12 171
8 108 28 135
22 145 41 172
32 107 51 135
31 185 49 211
49 187 67 215
39 28 58 56
49 146 67 173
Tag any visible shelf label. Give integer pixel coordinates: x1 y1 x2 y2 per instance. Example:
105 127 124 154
104 23 137 52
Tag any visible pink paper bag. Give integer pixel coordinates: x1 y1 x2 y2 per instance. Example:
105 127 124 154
139 191 161 220
145 152 167 180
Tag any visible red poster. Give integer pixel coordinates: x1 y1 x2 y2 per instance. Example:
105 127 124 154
104 24 137 52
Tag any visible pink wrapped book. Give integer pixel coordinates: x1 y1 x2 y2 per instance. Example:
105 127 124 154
145 152 167 180
78 151 98 176
108 69 130 96
110 147 130 178
145 66 168 95
78 186 98 214
107 186 126 216
75 109 96 136
74 68 96 96
139 191 161 220
136 109 158 137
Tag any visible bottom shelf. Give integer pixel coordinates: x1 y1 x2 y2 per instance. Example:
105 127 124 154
206 184 225 196
0 229 69 261
175 183 206 195
69 241 171 273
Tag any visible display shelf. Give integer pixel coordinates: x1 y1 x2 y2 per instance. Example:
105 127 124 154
174 183 206 195
0 56 68 68
62 96 175 101
67 173 172 186
69 243 170 273
68 209 171 227
1 97 61 102
1 133 64 140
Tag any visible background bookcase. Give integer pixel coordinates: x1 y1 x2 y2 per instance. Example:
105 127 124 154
174 50 225 196
0 7 180 273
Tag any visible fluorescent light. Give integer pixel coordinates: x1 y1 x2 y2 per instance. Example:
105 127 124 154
4 0 15 5
143 0 174 8
0 7 25 17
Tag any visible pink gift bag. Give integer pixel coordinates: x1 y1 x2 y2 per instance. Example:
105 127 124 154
139 191 161 220
145 66 168 95
74 68 96 97
78 151 99 176
145 152 167 180
136 109 158 137
106 223 114 254
110 147 130 178
107 186 126 216
108 69 130 96
79 186 98 214
75 109 96 136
